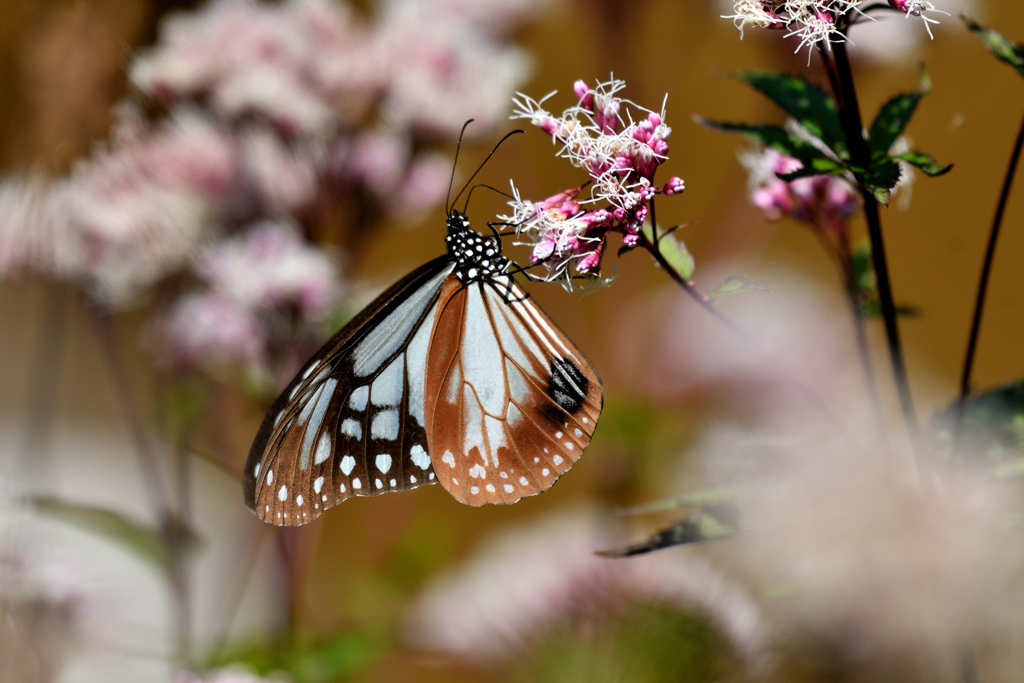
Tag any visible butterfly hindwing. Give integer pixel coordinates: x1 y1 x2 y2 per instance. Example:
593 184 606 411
423 274 603 505
245 257 455 525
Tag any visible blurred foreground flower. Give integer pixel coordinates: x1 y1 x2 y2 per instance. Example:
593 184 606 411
0 544 81 683
505 78 685 287
405 507 768 669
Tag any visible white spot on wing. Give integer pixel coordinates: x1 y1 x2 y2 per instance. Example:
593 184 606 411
341 418 362 440
542 468 550 476
299 379 336 470
484 415 505 466
469 464 486 479
445 364 461 404
371 410 400 440
462 289 506 415
371 354 404 407
503 484 514 493
348 386 368 411
302 361 319 379
410 474 417 483
519 476 529 486
296 495 304 507
410 444 430 469
566 442 574 451
553 454 564 465
267 470 273 484
505 358 532 405
471 486 479 495
314 476 324 494
376 453 392 473
485 483 495 492
351 267 451 376
406 304 439 427
442 451 456 468
254 463 260 477
352 477 361 489
463 385 485 459
390 478 396 486
575 428 583 438
340 455 355 475
314 432 331 465
339 483 346 493
278 485 288 501
375 478 383 489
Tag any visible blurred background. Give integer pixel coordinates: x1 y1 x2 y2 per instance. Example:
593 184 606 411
1 0 1024 681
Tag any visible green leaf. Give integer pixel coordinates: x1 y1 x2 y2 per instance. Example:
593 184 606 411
707 276 769 301
964 16 1024 80
858 159 903 205
641 223 695 280
32 496 187 569
597 507 738 557
868 93 923 158
894 151 953 177
697 118 840 172
734 71 848 158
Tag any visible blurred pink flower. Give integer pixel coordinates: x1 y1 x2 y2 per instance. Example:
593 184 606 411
161 291 267 369
132 0 375 135
740 145 859 233
198 219 340 317
238 128 323 214
395 151 454 215
376 6 532 136
405 507 767 666
339 129 410 199
385 0 554 37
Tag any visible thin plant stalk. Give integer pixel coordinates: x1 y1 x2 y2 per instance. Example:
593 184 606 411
955 106 1024 428
88 305 192 666
818 40 924 460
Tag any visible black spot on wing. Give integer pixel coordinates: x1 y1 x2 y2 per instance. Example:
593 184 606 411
547 358 589 415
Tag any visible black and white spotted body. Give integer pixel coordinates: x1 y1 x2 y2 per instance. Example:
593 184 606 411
444 210 511 285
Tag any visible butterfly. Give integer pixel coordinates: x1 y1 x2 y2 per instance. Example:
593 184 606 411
243 130 603 526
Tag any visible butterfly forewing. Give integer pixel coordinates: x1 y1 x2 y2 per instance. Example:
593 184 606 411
245 257 455 525
423 275 603 506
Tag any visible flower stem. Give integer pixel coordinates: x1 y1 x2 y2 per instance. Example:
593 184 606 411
821 41 923 456
956 105 1024 416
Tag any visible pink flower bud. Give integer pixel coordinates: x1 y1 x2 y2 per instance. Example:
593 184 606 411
574 80 593 109
576 249 602 273
663 177 685 195
621 233 639 248
887 0 911 12
532 239 555 262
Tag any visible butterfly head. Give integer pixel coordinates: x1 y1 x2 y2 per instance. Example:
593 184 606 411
444 209 510 284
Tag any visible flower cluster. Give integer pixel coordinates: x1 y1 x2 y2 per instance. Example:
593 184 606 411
723 0 948 54
740 146 860 233
503 78 684 287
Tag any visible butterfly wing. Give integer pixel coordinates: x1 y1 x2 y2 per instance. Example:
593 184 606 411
423 274 603 505
245 256 455 526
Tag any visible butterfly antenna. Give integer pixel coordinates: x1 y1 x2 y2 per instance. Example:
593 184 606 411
446 119 475 215
462 183 516 214
450 129 524 213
